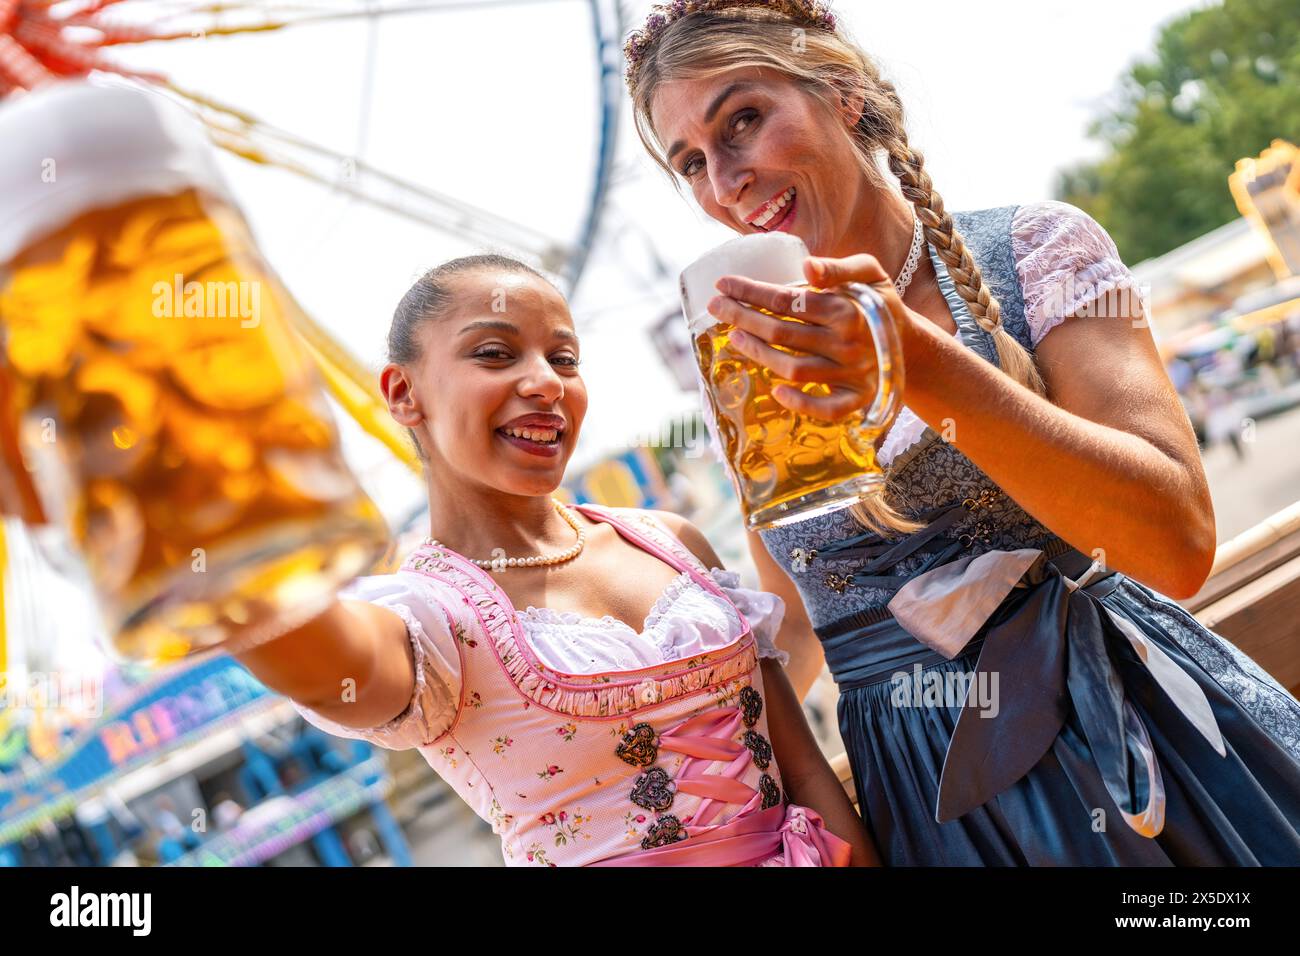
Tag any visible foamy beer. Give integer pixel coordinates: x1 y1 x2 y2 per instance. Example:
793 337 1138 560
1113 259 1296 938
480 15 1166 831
681 233 904 530
0 82 390 660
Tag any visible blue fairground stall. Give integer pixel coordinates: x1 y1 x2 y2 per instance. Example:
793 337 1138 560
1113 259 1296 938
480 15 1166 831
0 650 412 867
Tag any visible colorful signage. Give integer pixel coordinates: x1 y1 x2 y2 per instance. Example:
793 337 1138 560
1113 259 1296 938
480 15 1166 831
0 655 272 845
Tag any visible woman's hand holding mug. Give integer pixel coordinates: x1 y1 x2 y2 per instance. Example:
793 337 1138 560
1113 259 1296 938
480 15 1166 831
707 252 909 424
682 235 907 528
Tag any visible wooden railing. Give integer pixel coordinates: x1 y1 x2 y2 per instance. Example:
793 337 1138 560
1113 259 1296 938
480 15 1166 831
1182 501 1300 696
829 500 1300 801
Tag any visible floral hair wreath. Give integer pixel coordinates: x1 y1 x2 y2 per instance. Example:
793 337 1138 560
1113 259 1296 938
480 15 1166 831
623 0 838 86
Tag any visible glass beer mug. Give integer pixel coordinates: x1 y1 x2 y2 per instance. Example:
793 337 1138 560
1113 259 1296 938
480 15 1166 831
0 82 390 661
681 232 904 530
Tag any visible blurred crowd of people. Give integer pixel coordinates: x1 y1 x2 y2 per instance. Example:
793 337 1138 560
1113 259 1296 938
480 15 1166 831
1169 316 1300 460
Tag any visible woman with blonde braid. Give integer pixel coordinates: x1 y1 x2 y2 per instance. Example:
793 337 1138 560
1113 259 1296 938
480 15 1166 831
624 0 1300 864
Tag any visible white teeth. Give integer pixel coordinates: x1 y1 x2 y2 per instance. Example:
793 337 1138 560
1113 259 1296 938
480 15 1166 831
504 426 559 443
754 187 795 228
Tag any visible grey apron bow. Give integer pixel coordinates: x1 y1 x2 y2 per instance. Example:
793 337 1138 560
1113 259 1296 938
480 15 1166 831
886 548 1227 837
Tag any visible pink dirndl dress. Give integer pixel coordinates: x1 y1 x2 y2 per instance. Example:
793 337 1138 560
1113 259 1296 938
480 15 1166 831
293 503 852 867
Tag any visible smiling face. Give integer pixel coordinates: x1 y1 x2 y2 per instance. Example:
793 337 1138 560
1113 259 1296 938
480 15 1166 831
650 66 871 258
382 267 587 498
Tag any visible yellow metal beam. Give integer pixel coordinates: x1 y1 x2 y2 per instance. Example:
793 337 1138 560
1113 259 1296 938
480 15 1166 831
285 298 423 476
1229 140 1300 281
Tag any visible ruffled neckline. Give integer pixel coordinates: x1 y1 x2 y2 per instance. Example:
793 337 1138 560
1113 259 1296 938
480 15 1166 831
517 570 701 636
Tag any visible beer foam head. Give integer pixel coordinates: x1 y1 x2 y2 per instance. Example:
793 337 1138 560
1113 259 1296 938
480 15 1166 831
679 231 810 335
0 81 234 266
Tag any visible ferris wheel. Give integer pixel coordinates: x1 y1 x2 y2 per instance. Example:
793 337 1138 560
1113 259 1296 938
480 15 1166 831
2 0 626 468
0 0 625 294
1 0 627 478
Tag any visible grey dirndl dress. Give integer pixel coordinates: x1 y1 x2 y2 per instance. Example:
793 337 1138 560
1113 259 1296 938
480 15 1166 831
750 206 1300 865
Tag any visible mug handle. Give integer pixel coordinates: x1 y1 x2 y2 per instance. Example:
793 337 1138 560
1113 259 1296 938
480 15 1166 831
827 281 905 433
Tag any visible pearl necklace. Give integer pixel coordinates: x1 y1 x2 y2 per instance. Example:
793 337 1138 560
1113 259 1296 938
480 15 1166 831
894 212 924 299
425 499 586 573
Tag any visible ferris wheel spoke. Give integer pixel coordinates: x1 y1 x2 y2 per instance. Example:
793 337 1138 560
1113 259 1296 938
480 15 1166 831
149 79 573 272
84 0 582 44
4 0 617 291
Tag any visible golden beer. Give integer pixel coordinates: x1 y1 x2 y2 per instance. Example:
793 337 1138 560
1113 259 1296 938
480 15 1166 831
681 234 904 530
694 320 885 529
0 84 389 660
0 361 46 525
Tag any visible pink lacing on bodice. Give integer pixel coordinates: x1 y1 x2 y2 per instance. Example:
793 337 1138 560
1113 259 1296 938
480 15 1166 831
657 705 768 829
594 702 854 866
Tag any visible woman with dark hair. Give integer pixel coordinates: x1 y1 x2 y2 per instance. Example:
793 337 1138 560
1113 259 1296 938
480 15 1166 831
227 253 876 866
624 0 1300 864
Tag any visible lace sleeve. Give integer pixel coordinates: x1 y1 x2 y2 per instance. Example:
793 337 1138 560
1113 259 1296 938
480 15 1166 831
707 567 790 666
1012 200 1149 347
291 572 463 751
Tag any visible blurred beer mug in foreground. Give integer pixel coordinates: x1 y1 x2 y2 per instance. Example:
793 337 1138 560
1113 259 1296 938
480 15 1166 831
681 232 904 530
0 82 390 661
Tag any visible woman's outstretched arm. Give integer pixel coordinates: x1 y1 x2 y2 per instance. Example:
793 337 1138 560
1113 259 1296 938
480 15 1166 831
893 282 1215 598
232 599 415 730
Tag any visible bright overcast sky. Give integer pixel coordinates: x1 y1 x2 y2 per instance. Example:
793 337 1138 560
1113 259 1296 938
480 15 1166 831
108 0 1209 499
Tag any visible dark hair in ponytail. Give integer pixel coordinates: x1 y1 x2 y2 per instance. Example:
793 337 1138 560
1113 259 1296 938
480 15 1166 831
388 254 558 462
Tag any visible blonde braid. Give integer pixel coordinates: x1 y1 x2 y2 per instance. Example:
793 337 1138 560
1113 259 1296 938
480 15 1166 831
627 6 1045 536
874 85 1045 396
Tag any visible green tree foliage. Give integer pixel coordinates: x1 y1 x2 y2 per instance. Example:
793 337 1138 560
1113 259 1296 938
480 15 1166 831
1055 0 1300 264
